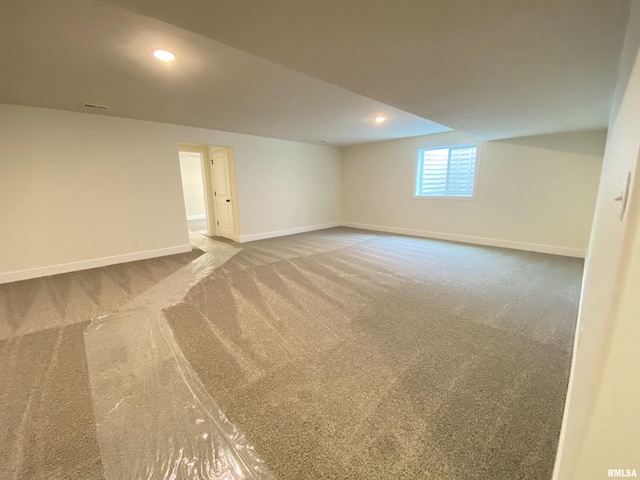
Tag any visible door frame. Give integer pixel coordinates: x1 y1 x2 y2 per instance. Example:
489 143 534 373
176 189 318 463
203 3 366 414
178 143 240 241
226 147 241 241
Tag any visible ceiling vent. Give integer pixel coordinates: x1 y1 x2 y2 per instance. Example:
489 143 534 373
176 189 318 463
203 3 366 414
83 103 110 110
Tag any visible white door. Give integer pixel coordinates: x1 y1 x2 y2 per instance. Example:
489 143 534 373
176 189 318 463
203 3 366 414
210 149 235 240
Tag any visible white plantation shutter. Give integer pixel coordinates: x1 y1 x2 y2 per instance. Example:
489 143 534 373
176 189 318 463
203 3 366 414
416 144 478 197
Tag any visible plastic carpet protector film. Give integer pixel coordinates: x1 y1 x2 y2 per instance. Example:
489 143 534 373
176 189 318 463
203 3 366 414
84 237 277 479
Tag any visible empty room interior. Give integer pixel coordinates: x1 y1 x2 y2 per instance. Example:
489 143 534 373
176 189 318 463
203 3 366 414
1 1 639 479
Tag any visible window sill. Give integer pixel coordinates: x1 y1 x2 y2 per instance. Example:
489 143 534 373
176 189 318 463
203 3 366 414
412 194 477 201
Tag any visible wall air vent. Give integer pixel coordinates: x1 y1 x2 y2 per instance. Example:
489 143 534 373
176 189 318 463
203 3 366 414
83 103 110 110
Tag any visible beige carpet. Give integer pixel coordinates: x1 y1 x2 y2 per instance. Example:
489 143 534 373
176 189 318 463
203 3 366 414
164 228 581 479
0 249 203 480
0 228 582 479
0 249 204 340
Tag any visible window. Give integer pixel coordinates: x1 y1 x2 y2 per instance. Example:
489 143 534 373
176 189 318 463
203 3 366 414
415 144 478 198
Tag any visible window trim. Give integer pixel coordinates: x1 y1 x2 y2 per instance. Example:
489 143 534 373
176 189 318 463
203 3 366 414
413 142 481 201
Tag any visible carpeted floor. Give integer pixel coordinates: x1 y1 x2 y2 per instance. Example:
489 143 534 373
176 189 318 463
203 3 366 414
0 248 204 341
0 249 203 480
0 228 582 479
164 228 581 479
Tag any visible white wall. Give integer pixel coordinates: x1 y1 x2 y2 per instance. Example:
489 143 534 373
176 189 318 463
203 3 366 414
235 138 341 241
575 200 640 479
554 1 640 478
0 105 341 282
341 130 605 256
178 152 206 219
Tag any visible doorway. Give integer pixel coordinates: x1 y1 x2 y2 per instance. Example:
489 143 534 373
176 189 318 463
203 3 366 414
178 150 208 234
178 143 239 241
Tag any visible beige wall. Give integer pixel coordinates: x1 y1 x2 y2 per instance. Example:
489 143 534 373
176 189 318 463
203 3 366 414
235 137 341 241
0 105 341 282
554 2 640 477
575 203 640 478
178 152 206 219
341 130 605 256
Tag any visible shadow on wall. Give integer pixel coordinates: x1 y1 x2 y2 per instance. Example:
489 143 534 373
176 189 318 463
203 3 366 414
493 130 607 156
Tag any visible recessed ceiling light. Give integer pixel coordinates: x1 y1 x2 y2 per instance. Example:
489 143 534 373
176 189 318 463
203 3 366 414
152 49 176 62
375 116 386 124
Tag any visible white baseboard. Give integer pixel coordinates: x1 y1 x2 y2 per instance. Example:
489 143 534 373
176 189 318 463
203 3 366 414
187 214 206 221
0 244 193 284
238 222 341 243
341 222 586 258
0 221 584 283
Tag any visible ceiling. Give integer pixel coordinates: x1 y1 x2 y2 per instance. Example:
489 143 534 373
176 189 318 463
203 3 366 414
0 0 631 145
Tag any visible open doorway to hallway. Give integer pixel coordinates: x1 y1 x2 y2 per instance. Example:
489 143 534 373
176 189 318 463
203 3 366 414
178 150 208 234
178 143 240 241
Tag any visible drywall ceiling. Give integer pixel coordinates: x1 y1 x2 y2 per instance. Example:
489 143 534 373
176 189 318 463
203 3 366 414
0 0 449 146
101 0 631 140
0 1 631 144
